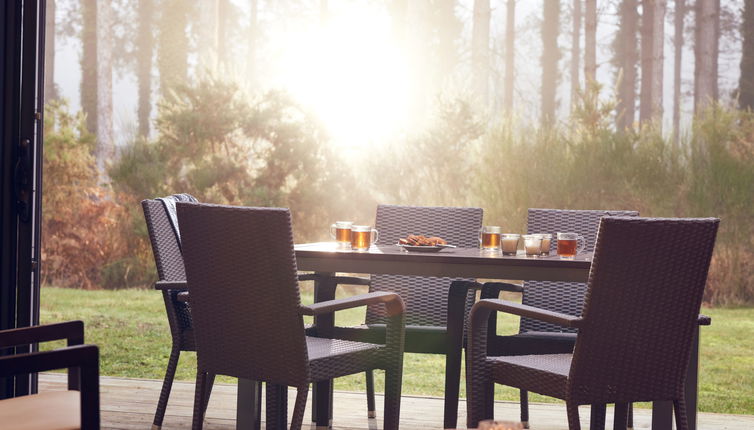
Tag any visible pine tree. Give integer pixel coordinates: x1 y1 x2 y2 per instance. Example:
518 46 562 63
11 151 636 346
472 0 491 104
158 0 189 101
639 0 666 127
672 0 685 145
44 0 57 101
542 0 561 125
584 0 596 82
504 0 516 112
571 0 581 111
80 0 97 134
614 0 639 130
694 0 719 113
137 0 153 137
741 0 754 110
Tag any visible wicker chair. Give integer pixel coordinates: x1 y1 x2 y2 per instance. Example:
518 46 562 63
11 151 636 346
142 195 219 430
314 204 483 429
175 202 406 430
0 321 99 430
466 216 719 430
454 208 638 427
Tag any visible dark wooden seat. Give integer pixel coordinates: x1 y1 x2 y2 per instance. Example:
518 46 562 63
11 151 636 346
0 321 99 430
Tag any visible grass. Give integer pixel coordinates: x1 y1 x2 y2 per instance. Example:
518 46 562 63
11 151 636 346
39 285 754 415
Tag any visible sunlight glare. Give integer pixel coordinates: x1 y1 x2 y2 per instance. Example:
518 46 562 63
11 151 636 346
276 5 411 151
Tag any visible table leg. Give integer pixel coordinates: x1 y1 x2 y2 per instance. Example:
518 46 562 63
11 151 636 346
236 378 261 430
311 272 336 425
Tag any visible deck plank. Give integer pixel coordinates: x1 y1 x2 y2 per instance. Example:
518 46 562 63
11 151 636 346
38 373 754 429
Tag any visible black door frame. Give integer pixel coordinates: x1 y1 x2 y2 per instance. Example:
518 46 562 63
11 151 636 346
0 0 46 399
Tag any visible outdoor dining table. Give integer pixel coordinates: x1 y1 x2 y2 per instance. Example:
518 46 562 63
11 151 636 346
235 243 705 430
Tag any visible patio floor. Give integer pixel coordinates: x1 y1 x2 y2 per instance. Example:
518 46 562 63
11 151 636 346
39 373 754 429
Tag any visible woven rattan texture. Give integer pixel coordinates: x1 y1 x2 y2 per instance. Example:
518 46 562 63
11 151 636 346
142 199 195 334
178 203 405 430
467 217 719 428
520 209 639 333
178 203 312 386
568 216 719 404
489 354 571 399
367 204 483 327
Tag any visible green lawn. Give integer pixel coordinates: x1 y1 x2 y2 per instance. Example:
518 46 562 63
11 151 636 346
40 285 754 415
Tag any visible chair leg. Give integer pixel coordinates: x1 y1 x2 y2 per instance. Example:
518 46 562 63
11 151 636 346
266 384 288 430
152 345 181 430
203 373 215 414
613 403 629 430
627 403 634 429
566 402 581 430
674 396 690 430
383 366 403 430
589 404 606 430
290 386 309 430
314 380 333 429
192 371 208 430
366 370 376 418
443 346 463 429
520 389 530 428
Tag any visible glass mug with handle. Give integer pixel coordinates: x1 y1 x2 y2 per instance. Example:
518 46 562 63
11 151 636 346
350 225 379 251
330 221 353 249
480 226 502 251
556 232 586 259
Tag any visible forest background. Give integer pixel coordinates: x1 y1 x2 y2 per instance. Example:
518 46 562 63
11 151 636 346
42 0 754 305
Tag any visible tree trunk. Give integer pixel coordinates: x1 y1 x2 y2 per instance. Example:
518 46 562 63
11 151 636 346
640 0 666 127
198 1 219 74
672 0 685 146
615 0 639 130
44 0 57 101
584 0 596 82
96 0 113 182
542 0 560 125
159 0 189 100
247 0 258 81
80 0 97 134
504 0 515 113
741 0 754 110
571 0 581 111
472 0 491 105
694 0 719 113
137 0 153 138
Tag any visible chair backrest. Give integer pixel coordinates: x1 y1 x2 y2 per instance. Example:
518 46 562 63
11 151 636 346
142 197 197 336
142 198 188 282
366 204 483 327
177 202 311 386
520 208 639 333
568 216 719 404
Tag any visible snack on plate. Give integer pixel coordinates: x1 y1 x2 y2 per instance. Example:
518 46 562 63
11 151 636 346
398 234 447 246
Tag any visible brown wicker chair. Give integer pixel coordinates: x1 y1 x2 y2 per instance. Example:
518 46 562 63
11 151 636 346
142 195 217 430
458 208 638 428
466 216 719 430
0 321 100 430
175 202 406 430
313 204 483 429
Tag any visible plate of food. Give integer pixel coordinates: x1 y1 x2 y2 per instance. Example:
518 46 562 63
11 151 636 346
397 235 456 252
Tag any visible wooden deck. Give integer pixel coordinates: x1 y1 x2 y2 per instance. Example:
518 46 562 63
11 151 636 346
39 373 754 429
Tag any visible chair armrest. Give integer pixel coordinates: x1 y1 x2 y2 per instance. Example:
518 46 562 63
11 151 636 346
301 292 404 317
473 299 583 329
698 314 711 326
480 281 524 298
0 344 99 377
0 321 84 348
155 280 187 291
